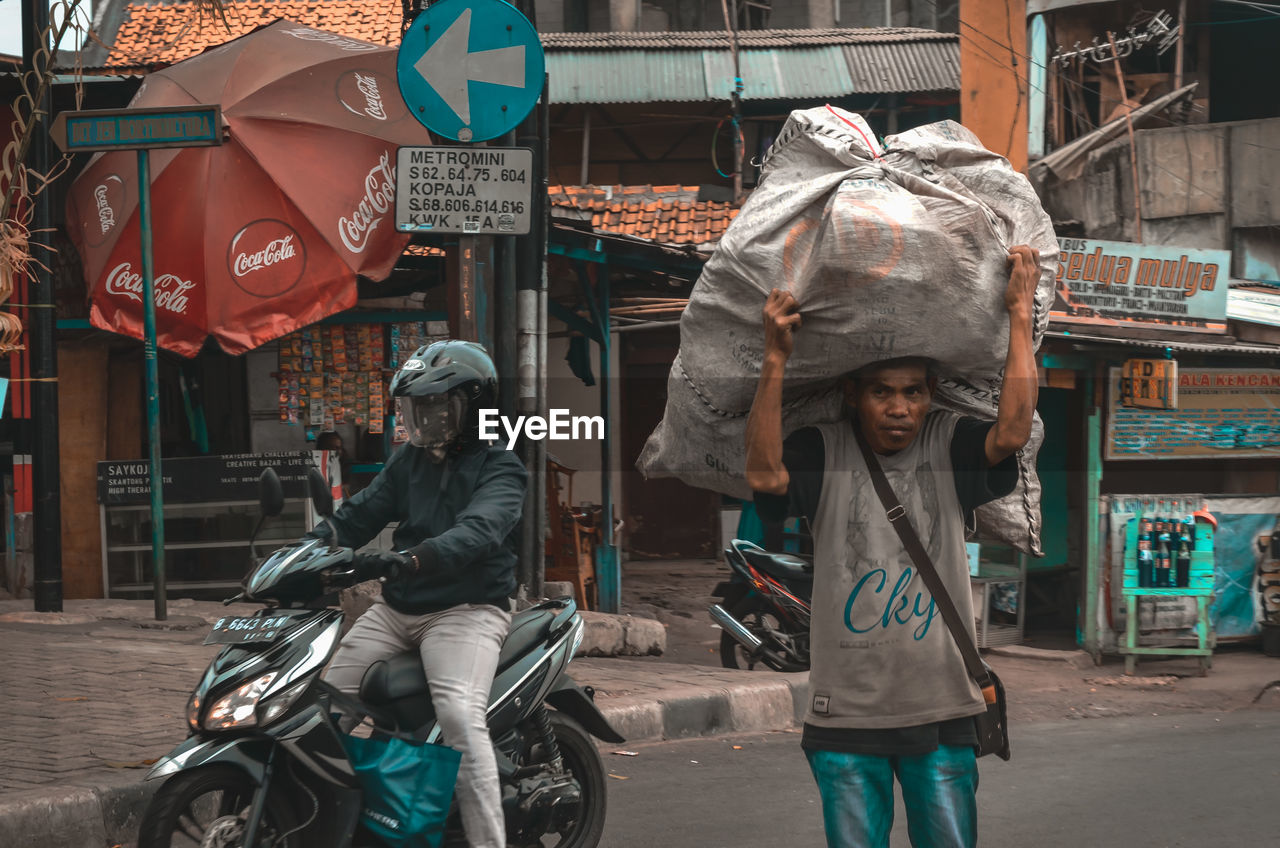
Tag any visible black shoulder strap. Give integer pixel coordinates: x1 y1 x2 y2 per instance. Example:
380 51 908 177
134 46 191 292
853 426 991 688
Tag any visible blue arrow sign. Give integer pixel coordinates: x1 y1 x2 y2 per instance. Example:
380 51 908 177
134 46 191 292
397 0 545 143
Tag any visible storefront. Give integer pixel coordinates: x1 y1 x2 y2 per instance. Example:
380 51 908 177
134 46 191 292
1028 236 1280 662
68 294 452 600
96 451 326 599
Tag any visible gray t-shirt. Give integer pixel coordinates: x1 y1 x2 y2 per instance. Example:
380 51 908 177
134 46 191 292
757 412 1017 752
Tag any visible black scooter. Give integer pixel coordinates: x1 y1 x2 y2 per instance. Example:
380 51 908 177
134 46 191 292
710 539 813 672
137 468 623 848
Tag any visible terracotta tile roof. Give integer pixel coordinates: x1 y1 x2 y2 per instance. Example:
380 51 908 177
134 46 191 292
402 245 446 257
102 2 402 69
548 185 740 249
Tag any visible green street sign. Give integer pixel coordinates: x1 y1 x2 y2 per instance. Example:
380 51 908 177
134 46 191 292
52 105 222 153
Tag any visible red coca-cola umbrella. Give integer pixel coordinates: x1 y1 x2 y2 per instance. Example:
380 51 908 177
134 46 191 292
66 20 432 356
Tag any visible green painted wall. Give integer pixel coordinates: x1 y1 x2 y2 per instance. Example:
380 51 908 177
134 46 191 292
1036 388 1072 570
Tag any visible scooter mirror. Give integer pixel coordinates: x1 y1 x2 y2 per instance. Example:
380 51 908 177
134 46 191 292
259 468 285 518
307 467 334 518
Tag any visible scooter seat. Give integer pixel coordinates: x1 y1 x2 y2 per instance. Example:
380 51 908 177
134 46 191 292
497 607 557 670
742 549 813 584
359 607 560 707
360 652 429 706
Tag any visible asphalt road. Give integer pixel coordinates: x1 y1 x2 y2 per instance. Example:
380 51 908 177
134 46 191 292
597 708 1280 847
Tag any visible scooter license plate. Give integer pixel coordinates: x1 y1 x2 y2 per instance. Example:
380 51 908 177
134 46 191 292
204 611 310 645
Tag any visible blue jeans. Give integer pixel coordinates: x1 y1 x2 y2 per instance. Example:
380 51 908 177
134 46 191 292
806 745 979 848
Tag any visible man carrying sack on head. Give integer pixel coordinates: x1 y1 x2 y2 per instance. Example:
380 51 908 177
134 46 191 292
745 246 1040 848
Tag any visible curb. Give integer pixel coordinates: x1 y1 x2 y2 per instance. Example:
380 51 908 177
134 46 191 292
599 676 809 743
0 774 156 848
987 644 1096 670
576 611 666 658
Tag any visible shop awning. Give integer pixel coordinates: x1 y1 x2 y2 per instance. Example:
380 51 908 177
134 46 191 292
1045 327 1280 356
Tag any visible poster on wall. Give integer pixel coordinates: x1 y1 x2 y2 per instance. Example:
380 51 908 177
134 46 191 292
1052 237 1229 334
1106 367 1280 460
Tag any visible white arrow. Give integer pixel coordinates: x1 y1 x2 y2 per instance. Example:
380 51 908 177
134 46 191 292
414 8 525 126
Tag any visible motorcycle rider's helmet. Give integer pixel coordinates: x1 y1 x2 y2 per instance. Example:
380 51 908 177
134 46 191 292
389 340 497 461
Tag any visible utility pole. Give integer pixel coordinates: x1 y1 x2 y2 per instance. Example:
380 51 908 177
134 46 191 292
515 0 547 597
23 0 63 612
721 0 744 199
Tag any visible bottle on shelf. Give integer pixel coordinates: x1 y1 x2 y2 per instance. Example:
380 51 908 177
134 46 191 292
1177 502 1195 589
1156 500 1173 588
1137 505 1155 588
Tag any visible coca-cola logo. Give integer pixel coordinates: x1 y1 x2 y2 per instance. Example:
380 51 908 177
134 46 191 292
86 174 125 247
227 219 306 298
338 152 395 255
337 70 406 123
282 26 378 52
104 262 197 315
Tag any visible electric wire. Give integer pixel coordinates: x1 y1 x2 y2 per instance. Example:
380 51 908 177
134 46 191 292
921 0 1212 130
942 0 1280 157
1215 0 1280 16
711 115 744 179
920 3 1277 202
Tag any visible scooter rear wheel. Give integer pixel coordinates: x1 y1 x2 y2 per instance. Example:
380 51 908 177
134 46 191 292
516 711 608 848
719 596 808 672
137 764 299 848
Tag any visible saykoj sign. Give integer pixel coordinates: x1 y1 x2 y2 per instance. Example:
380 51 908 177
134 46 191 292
97 453 313 506
1051 237 1230 333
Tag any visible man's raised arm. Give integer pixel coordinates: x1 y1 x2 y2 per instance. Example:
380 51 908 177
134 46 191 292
745 289 801 495
986 245 1040 466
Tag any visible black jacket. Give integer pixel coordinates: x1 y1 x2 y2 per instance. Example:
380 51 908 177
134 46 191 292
309 440 527 614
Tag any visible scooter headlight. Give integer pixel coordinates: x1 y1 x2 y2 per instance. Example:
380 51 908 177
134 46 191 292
205 672 277 730
257 678 311 726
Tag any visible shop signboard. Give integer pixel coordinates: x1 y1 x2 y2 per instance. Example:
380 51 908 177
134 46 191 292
1119 358 1178 410
97 452 314 507
1106 367 1280 460
1051 237 1230 334
394 145 532 234
1227 285 1280 328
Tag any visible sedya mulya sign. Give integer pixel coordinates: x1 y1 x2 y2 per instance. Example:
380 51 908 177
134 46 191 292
1051 237 1230 333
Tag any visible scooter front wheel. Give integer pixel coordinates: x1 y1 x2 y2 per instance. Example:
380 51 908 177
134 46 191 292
137 764 300 848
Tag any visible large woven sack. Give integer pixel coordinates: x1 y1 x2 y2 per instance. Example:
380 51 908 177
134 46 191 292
637 106 1058 554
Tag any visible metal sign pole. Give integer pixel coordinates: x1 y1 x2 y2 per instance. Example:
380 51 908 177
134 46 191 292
53 104 221 621
137 149 167 621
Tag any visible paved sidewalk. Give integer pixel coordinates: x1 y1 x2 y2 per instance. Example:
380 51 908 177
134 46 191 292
0 599 809 848
3 597 1278 848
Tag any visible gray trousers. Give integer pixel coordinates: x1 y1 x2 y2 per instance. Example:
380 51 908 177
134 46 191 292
324 600 512 848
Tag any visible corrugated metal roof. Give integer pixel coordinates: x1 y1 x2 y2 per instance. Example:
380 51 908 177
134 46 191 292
843 41 960 93
547 51 709 103
549 37 954 104
703 47 858 100
542 27 956 50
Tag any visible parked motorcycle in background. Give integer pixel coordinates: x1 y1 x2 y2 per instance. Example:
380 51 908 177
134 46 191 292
710 540 812 672
137 467 622 848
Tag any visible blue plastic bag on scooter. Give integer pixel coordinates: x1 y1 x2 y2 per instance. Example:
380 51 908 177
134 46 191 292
340 732 462 847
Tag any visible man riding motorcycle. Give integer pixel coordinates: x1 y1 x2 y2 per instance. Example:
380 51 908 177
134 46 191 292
308 340 526 848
